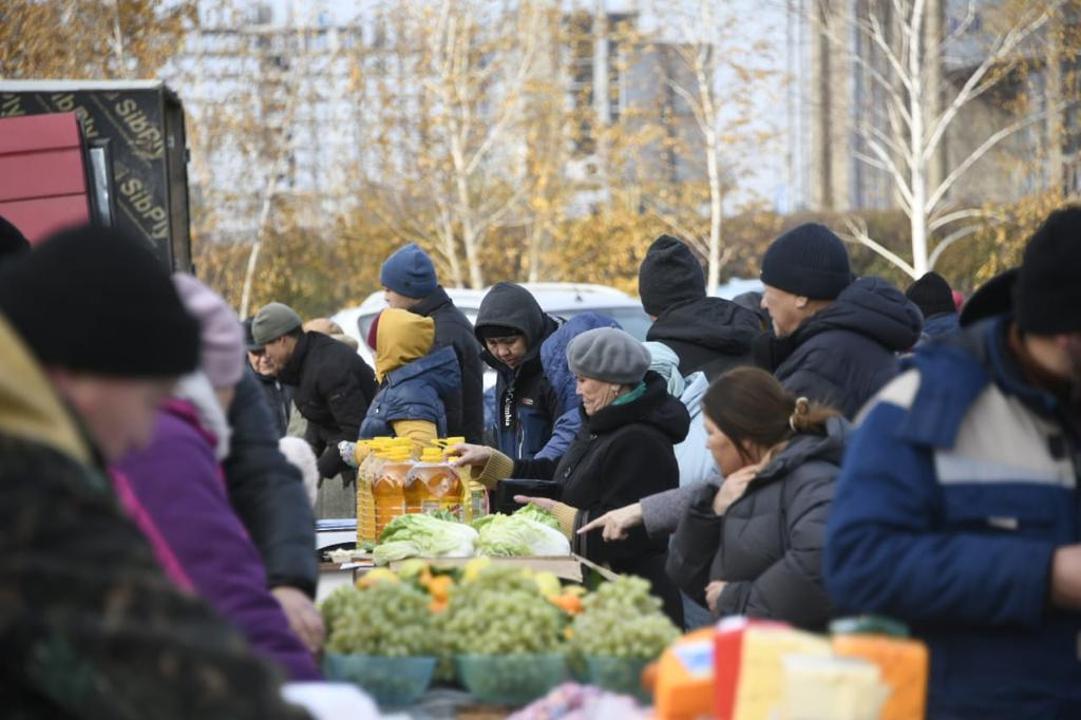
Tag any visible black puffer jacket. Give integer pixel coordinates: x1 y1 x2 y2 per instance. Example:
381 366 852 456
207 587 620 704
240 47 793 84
278 331 377 479
646 296 761 380
667 417 846 631
514 372 691 623
224 369 317 596
759 277 922 418
413 286 485 443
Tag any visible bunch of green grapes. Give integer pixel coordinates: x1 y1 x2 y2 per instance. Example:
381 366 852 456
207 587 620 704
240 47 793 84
441 568 567 655
581 576 663 615
461 565 546 594
320 584 363 633
324 583 438 657
569 577 680 660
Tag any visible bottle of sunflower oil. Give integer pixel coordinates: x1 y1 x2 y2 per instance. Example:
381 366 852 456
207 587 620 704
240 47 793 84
439 438 488 522
373 448 413 535
405 447 463 519
355 439 377 544
404 447 441 514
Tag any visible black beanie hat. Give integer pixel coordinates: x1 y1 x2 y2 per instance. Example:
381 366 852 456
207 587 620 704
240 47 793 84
0 224 200 377
760 223 851 300
1015 206 1081 335
638 235 706 316
0 215 30 260
905 272 955 319
960 267 1017 328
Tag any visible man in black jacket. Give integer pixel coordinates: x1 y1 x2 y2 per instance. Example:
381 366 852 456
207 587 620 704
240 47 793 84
253 302 377 517
755 223 922 418
243 318 293 436
639 235 762 380
381 243 485 442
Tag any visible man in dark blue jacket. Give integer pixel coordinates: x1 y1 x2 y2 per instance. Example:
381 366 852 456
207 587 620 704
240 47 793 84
381 243 485 443
826 207 1081 719
756 223 922 418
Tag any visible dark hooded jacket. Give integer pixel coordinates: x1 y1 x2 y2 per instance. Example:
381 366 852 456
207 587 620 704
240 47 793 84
667 417 846 631
411 286 485 442
475 283 562 461
759 277 922 418
646 297 761 380
512 372 691 623
278 331 377 479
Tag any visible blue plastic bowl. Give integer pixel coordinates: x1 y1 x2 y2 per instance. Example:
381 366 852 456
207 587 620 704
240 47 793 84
322 653 436 707
456 653 568 706
585 655 652 701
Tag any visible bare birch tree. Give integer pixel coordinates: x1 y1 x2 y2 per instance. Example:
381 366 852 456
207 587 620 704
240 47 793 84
356 1 548 289
818 0 1068 278
642 0 780 293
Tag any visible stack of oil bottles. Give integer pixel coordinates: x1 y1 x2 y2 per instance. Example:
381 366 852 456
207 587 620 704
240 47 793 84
354 436 491 544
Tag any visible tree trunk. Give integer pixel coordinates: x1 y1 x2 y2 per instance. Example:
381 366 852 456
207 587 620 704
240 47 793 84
924 0 947 196
705 127 723 294
527 223 544 284
908 0 929 277
811 0 834 209
438 209 465 288
1048 4 1065 194
450 133 484 289
463 227 484 289
239 172 280 319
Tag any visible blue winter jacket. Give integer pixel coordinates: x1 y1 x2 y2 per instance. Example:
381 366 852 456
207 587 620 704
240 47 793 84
766 276 922 418
825 317 1081 719
913 311 961 348
358 347 461 439
922 310 960 338
673 372 721 487
537 312 620 462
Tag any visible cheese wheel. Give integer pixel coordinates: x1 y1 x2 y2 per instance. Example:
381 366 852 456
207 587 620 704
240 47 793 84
832 634 929 720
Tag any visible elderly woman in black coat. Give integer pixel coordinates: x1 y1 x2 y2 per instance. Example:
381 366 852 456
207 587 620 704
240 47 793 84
455 328 689 623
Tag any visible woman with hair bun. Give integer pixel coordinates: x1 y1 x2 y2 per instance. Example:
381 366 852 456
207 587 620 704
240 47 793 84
666 366 846 630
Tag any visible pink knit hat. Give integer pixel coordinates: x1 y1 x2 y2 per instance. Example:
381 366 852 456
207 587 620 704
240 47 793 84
171 274 245 388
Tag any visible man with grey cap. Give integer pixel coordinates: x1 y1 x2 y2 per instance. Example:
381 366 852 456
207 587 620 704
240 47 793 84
455 327 689 623
252 302 377 512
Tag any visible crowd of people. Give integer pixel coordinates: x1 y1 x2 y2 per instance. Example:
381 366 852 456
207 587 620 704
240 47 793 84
0 205 1077 719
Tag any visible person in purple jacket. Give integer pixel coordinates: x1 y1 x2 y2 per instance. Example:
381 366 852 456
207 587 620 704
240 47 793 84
114 274 321 682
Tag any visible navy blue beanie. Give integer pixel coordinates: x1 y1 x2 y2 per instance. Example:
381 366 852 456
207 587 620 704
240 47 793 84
380 243 438 298
760 223 851 300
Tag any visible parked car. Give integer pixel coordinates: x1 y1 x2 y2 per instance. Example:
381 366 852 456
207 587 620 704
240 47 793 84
331 283 653 377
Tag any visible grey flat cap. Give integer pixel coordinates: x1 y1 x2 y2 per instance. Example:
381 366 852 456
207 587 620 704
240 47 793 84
566 327 650 385
251 302 303 345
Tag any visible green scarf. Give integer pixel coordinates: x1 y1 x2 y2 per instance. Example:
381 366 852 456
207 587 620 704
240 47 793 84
612 381 647 407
